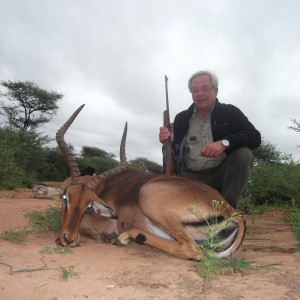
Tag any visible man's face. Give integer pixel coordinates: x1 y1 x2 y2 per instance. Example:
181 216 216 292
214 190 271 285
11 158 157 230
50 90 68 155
190 75 218 115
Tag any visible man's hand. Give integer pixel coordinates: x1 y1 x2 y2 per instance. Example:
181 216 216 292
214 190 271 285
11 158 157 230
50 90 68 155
159 123 174 144
200 141 226 157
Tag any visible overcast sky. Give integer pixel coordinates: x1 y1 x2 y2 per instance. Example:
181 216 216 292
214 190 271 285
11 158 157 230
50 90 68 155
1 0 299 164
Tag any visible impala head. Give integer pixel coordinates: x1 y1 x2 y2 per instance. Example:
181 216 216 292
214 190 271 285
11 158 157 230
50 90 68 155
55 105 128 247
57 183 116 246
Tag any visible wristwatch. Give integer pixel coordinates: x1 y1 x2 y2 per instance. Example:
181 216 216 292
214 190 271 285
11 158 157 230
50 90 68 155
221 139 230 148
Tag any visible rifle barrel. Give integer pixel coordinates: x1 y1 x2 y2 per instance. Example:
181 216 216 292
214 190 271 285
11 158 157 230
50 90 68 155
165 75 169 112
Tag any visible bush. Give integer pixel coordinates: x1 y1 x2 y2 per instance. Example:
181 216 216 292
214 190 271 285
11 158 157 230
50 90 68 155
129 157 163 174
0 127 50 187
77 156 119 174
243 161 300 205
0 128 27 187
35 147 69 181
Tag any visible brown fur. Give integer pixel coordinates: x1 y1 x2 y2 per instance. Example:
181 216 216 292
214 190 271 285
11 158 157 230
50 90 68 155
40 168 246 260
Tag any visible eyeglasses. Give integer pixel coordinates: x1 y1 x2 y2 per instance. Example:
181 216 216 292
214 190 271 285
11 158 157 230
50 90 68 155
190 87 214 95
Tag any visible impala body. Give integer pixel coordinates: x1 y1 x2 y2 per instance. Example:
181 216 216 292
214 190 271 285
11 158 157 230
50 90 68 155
35 104 246 260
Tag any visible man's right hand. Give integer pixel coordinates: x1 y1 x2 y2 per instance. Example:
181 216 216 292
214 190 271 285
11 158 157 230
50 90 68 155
159 124 174 144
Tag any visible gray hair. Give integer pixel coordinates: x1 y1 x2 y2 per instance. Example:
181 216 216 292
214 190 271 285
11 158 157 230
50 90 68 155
188 70 218 90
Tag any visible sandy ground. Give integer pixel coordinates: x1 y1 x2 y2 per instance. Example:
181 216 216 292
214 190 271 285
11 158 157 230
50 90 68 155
0 188 299 300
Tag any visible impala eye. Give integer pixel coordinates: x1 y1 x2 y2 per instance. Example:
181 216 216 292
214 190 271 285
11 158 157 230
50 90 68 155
61 193 68 204
86 201 94 212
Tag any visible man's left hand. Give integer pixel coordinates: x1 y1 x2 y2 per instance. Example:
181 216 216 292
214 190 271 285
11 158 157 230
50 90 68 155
200 141 226 158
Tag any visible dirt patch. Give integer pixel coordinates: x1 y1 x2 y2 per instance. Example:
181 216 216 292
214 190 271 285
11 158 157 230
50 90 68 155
0 189 299 300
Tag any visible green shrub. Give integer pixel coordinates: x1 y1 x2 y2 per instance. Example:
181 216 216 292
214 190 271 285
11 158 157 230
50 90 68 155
243 162 300 205
0 127 50 187
77 156 119 175
288 199 300 248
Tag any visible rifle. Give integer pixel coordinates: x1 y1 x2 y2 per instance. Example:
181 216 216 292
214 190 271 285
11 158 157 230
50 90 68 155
163 75 174 175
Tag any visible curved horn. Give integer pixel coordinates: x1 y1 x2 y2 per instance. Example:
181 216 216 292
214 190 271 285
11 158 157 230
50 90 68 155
120 121 128 167
56 104 85 184
86 122 128 190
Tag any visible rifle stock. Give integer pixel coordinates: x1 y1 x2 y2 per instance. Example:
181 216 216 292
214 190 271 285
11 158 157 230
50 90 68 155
163 76 174 175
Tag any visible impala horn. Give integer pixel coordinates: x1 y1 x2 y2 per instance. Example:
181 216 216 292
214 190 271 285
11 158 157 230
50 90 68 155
56 104 85 184
86 122 128 190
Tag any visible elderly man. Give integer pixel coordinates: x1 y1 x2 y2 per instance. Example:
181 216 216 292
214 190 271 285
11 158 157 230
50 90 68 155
159 70 261 208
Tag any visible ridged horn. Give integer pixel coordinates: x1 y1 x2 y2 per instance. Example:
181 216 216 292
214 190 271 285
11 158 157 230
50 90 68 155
120 122 128 167
86 122 128 190
56 104 85 184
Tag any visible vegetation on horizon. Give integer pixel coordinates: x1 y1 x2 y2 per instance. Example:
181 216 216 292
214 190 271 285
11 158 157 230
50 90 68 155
0 79 299 207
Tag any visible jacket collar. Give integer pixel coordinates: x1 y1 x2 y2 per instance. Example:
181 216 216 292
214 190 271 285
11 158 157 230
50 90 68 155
187 98 219 116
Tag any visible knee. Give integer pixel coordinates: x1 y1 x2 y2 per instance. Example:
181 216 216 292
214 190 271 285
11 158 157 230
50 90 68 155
227 147 253 168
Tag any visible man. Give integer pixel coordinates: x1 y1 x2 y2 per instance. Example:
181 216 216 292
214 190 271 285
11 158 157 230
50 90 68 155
159 70 261 208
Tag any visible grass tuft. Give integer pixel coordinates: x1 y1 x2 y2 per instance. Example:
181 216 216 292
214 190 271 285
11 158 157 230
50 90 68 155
40 246 72 254
0 206 61 244
0 229 28 244
217 256 255 272
59 266 78 281
25 206 61 231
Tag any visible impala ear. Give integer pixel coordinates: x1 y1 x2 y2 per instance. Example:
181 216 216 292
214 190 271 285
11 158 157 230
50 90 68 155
31 183 65 196
92 201 117 219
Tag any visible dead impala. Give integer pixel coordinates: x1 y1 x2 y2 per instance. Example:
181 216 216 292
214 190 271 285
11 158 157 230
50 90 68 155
35 104 246 260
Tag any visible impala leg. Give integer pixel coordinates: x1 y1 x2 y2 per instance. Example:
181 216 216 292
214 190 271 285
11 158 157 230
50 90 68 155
116 227 203 260
119 178 229 260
